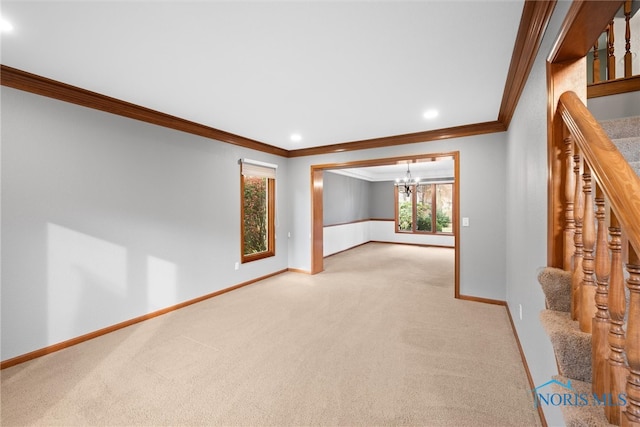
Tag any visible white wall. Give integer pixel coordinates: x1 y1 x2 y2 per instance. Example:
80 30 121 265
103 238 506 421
504 1 571 425
323 220 454 257
588 91 640 120
323 222 370 257
369 181 395 218
369 220 455 247
1 87 290 360
288 133 507 301
323 171 371 226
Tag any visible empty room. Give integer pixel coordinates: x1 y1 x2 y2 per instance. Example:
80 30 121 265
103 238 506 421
3 1 640 426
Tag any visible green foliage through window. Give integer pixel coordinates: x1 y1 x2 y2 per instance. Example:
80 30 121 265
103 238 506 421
243 177 268 255
398 200 413 231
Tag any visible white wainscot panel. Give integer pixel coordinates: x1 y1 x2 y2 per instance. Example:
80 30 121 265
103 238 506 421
369 220 455 247
323 221 371 257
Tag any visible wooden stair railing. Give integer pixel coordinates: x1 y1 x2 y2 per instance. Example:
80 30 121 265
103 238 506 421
590 0 634 80
593 183 610 399
558 90 640 426
625 0 634 78
608 19 616 81
609 211 627 424
588 0 640 97
626 252 640 426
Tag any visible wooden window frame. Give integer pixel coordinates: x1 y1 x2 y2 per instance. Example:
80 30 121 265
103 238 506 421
240 175 275 263
394 182 454 235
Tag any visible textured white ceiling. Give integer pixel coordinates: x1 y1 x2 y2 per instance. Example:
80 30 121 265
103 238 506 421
1 1 524 150
329 158 454 182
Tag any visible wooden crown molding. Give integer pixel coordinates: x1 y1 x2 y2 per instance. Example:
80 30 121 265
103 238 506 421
288 121 506 158
498 0 557 127
309 151 459 171
1 0 554 158
0 65 289 158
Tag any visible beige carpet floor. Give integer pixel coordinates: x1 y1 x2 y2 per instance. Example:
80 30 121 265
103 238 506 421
1 243 541 426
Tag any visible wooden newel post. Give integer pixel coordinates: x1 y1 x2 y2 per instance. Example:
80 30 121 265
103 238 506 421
622 245 640 426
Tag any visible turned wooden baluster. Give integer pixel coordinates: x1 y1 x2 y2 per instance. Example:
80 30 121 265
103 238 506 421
573 152 585 321
624 0 632 78
607 212 627 424
580 163 597 333
593 38 601 83
622 245 640 426
593 183 611 397
608 21 616 80
564 131 576 272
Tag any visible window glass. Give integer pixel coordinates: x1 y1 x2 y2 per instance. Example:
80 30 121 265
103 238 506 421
243 176 269 256
397 187 413 232
436 184 453 233
416 184 432 232
395 182 453 235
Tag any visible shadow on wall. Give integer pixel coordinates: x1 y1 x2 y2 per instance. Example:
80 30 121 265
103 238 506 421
46 222 178 346
0 223 180 424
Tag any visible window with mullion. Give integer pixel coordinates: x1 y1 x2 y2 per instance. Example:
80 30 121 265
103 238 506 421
395 182 453 234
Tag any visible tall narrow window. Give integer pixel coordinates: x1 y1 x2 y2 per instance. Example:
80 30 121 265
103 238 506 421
241 160 276 263
395 182 453 234
397 186 413 231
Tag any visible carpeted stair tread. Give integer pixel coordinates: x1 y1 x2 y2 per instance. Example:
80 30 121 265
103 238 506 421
550 375 614 427
595 116 640 177
538 267 572 312
600 116 640 140
540 310 592 382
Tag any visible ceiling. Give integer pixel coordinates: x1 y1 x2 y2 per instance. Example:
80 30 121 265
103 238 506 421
329 157 454 182
0 1 525 151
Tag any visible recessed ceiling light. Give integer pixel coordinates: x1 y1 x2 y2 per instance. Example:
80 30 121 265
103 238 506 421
290 133 302 142
423 109 439 119
0 17 14 33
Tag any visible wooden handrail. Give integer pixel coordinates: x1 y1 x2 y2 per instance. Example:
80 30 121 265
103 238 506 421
558 91 640 256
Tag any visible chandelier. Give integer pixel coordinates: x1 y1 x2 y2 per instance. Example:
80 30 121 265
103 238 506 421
395 162 420 196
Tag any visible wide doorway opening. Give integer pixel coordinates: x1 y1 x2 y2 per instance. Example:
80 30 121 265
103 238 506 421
310 152 460 298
